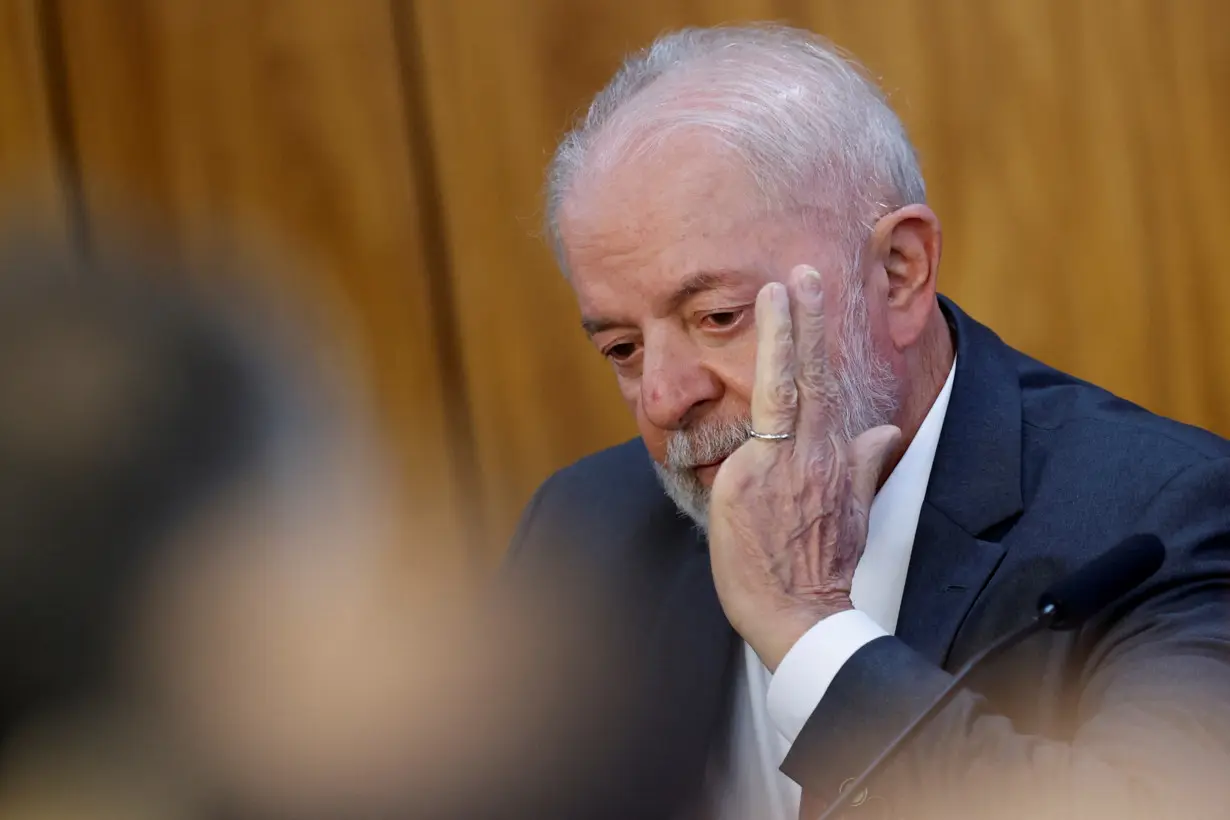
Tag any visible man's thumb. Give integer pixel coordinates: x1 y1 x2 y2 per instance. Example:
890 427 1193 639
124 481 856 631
848 424 903 505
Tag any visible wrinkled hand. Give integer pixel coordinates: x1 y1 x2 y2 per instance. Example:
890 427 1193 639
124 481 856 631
708 265 901 671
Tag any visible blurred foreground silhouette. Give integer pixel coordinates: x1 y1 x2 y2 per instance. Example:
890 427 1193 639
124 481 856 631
0 221 639 820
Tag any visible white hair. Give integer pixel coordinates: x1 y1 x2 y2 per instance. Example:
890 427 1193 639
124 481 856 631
544 23 926 270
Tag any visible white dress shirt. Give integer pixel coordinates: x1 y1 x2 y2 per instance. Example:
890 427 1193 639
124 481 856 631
716 360 957 820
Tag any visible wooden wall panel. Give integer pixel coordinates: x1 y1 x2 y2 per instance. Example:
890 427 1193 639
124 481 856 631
53 0 473 569
6 1 1226 562
410 0 1230 549
812 0 1230 436
0 0 67 233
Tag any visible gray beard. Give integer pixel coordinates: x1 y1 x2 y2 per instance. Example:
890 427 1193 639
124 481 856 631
652 285 898 531
652 416 752 532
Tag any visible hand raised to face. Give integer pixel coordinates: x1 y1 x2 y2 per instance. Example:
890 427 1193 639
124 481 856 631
707 264 901 671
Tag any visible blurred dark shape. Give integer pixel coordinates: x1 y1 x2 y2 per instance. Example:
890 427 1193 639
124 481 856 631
0 232 313 747
0 225 351 818
0 224 644 820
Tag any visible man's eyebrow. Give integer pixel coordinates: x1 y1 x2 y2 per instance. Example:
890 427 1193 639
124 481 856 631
581 316 619 337
666 269 751 312
581 269 755 337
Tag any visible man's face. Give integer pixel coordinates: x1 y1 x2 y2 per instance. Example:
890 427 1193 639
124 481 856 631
558 137 897 526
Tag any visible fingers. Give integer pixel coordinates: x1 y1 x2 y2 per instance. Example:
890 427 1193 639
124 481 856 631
789 264 842 444
750 282 798 437
847 425 903 509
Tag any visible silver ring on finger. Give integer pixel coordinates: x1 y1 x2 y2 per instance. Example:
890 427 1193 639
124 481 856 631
748 429 794 442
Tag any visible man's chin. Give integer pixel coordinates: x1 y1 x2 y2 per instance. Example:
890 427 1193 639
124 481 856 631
651 463 711 532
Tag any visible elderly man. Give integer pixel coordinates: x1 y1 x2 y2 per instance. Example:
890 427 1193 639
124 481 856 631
507 24 1230 820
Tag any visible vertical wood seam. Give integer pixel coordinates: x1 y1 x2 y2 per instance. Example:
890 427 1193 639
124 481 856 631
386 0 488 567
32 0 90 256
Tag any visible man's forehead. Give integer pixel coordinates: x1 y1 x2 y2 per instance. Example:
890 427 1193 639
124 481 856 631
564 132 762 231
558 130 823 318
563 207 773 296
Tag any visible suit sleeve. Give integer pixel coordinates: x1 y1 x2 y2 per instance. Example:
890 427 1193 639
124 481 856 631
500 471 558 569
486 472 661 820
781 457 1230 820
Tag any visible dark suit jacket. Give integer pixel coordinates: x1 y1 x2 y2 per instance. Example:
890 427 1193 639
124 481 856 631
504 297 1230 819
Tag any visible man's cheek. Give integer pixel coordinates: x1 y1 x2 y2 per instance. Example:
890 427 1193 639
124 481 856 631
620 382 651 437
634 409 670 466
712 342 758 409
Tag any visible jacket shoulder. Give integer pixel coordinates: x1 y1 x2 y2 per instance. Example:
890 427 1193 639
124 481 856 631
1003 348 1230 544
506 438 692 566
1014 349 1230 469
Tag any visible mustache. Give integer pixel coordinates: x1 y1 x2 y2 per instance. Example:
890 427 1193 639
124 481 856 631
664 417 753 470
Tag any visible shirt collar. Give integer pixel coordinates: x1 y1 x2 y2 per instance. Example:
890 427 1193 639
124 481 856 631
855 357 958 632
870 357 957 525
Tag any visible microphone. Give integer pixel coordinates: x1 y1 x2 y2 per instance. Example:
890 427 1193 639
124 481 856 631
814 533 1166 820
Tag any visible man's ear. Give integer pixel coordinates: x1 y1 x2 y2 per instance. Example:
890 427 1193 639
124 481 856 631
871 204 942 349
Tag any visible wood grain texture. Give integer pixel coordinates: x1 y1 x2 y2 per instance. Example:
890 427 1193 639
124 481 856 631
53 0 472 568
410 0 1230 549
7 1 1226 560
817 0 1230 436
0 0 67 232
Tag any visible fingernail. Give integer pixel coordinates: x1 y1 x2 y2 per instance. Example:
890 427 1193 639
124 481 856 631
799 266 823 301
769 281 788 309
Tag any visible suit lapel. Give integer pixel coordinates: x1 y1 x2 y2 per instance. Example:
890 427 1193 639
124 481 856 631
897 502 1007 667
926 297 1024 536
896 298 1025 668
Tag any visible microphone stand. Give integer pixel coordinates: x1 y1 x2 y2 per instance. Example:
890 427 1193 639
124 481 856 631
814 605 1054 820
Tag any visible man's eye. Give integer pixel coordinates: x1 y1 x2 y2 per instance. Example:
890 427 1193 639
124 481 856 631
701 309 745 329
604 342 638 362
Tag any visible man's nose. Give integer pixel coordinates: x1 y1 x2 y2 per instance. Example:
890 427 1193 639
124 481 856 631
640 341 723 431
